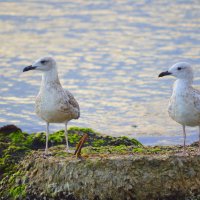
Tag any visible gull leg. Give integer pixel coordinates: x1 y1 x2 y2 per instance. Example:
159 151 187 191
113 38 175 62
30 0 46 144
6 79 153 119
64 122 73 153
183 125 186 155
198 126 200 154
176 125 188 156
45 122 49 155
64 122 69 151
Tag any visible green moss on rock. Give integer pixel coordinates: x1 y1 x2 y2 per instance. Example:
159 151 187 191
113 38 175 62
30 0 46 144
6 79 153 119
9 184 26 199
5 145 200 200
29 127 142 149
4 126 200 199
0 126 142 199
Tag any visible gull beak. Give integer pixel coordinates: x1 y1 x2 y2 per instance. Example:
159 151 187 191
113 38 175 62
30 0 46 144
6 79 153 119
158 71 172 77
23 65 37 72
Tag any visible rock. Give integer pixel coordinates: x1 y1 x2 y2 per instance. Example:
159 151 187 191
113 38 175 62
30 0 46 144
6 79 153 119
0 126 200 199
0 124 22 135
2 147 200 200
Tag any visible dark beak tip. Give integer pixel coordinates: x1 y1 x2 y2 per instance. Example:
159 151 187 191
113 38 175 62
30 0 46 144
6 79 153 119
23 65 36 72
158 71 171 78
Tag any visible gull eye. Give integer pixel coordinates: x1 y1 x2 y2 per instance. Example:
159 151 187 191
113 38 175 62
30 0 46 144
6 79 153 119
177 67 182 70
41 60 47 64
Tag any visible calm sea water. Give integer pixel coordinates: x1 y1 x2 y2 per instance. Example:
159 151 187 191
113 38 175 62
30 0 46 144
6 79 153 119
0 0 200 145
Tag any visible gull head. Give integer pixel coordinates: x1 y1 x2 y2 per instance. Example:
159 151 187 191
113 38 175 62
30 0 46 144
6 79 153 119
158 62 193 81
23 56 56 72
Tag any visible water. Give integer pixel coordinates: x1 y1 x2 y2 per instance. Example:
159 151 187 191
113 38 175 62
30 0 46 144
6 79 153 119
0 0 200 145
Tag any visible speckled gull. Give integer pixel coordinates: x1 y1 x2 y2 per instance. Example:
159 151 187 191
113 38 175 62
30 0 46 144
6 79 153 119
23 56 80 154
159 62 200 155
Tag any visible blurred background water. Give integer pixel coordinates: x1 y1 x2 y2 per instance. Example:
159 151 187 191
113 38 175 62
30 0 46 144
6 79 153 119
0 0 200 145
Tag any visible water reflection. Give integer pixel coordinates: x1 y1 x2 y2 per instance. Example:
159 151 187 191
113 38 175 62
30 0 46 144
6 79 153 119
0 0 200 145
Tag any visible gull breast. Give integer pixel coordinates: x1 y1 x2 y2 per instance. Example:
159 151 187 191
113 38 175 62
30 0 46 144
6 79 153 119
168 90 200 126
35 82 80 123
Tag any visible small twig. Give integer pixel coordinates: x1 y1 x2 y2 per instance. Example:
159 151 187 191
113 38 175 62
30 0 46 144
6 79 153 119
74 134 88 158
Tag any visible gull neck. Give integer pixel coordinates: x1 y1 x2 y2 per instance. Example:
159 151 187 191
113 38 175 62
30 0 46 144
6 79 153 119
42 68 61 84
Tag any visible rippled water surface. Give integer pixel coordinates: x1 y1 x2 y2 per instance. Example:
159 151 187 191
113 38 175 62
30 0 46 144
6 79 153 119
0 0 200 145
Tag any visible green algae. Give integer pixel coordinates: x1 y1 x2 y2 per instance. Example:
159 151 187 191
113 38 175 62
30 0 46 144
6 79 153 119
0 163 27 199
133 146 166 154
25 127 142 149
8 131 29 145
0 145 29 177
82 144 133 155
92 139 105 147
9 184 26 199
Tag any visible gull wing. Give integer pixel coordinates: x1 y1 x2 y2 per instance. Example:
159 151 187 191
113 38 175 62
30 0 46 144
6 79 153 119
66 91 80 110
191 87 200 112
58 90 80 119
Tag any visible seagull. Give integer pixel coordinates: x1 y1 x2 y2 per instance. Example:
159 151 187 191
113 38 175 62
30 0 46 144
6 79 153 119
23 56 80 154
159 62 200 155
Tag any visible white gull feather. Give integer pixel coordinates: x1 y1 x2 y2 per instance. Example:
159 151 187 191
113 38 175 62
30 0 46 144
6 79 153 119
23 56 80 154
159 62 200 155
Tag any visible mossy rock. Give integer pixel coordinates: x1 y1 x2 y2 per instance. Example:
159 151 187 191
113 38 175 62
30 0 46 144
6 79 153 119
0 125 142 199
24 127 142 149
1 145 200 200
1 125 200 199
